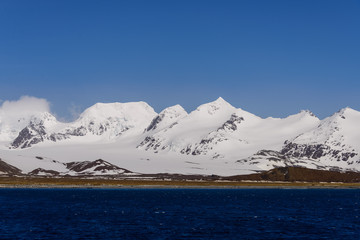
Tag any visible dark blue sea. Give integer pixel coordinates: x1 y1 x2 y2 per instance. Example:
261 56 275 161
0 188 360 239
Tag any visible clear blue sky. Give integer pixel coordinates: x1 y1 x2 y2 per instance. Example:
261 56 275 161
0 0 359 120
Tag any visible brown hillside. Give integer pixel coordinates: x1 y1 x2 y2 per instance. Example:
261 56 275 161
226 167 360 183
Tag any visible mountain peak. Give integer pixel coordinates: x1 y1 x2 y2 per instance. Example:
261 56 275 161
79 101 156 120
194 97 235 115
337 107 357 114
332 107 359 120
213 97 228 104
299 110 317 118
159 104 187 115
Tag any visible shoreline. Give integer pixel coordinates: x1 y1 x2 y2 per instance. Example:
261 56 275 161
1 177 360 189
2 185 360 189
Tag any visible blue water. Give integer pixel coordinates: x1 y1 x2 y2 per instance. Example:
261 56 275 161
0 189 360 239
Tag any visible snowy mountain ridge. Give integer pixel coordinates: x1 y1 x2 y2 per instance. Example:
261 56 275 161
281 107 360 168
0 97 359 176
8 101 157 148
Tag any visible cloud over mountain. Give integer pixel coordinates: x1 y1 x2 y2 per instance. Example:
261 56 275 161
0 96 51 118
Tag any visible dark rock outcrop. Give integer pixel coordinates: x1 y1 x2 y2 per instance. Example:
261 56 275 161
11 122 47 149
66 159 132 175
146 115 163 132
281 141 358 163
0 159 22 175
217 114 244 132
29 168 60 176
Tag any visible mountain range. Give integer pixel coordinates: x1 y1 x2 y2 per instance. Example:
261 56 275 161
0 97 359 177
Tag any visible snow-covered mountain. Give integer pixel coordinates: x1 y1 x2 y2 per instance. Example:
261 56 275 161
9 102 157 148
0 97 359 176
280 107 360 169
138 98 320 161
0 109 53 145
10 112 60 149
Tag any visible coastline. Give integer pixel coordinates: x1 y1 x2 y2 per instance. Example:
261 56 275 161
1 177 360 189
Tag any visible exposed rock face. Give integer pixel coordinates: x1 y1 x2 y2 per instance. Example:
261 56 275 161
0 158 22 175
137 136 162 151
146 116 163 132
11 123 86 149
10 123 101 149
218 114 244 132
66 159 132 175
281 141 358 163
11 122 47 149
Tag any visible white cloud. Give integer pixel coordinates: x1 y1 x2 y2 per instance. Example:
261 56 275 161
0 96 51 115
0 96 51 125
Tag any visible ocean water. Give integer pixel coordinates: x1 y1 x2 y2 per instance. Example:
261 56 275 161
0 188 360 239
